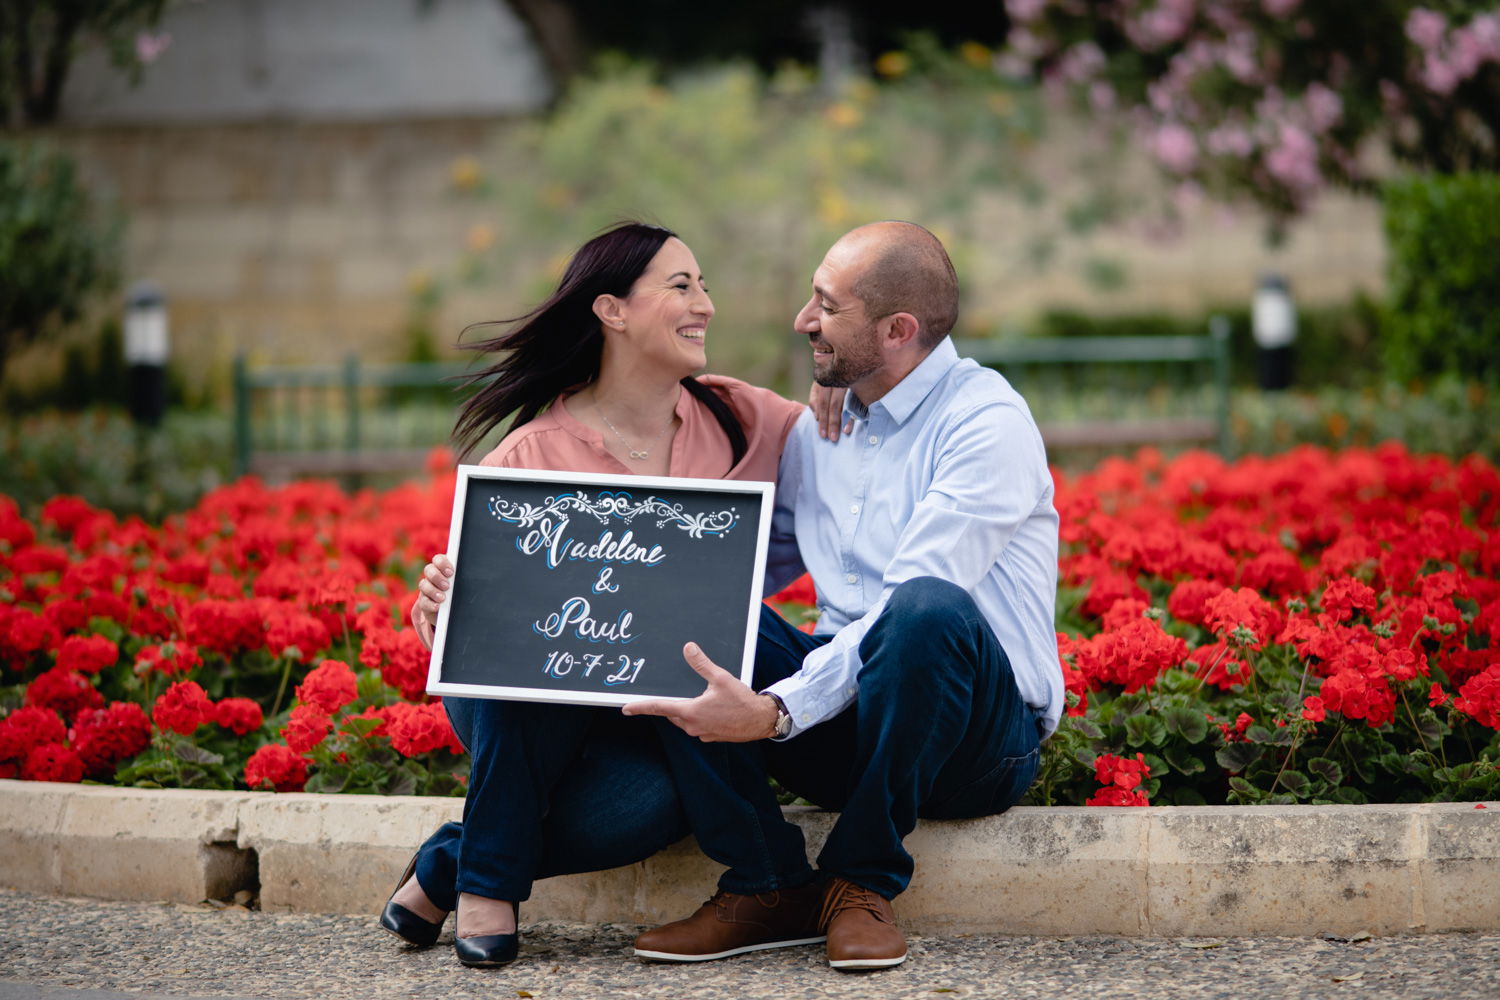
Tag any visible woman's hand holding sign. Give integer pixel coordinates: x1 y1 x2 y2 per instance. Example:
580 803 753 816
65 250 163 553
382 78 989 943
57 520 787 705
623 642 781 742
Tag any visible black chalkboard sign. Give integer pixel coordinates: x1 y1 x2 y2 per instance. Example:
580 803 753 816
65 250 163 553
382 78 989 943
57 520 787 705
426 466 775 706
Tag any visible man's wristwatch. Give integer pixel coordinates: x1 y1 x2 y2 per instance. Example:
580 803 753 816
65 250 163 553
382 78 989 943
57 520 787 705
763 692 793 739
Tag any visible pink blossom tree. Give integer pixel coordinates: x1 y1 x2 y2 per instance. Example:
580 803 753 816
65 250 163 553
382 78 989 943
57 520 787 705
999 1 1500 222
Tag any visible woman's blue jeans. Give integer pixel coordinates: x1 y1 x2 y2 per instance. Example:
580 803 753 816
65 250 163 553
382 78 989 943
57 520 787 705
655 576 1043 900
410 701 688 909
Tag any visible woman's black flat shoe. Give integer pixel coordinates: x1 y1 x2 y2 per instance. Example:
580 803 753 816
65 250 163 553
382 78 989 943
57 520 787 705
379 851 446 947
454 902 520 967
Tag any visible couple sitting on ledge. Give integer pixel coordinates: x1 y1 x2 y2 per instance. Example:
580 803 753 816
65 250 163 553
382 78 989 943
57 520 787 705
382 218 1062 971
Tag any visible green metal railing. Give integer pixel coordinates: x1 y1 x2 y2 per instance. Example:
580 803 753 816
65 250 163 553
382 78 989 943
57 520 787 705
232 324 1233 479
231 355 470 479
950 322 1233 456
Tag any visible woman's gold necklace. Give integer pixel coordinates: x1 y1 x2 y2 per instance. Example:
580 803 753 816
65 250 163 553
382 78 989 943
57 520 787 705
595 400 675 461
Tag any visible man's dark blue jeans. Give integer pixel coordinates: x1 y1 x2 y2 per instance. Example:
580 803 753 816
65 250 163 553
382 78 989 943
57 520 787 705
656 575 1042 900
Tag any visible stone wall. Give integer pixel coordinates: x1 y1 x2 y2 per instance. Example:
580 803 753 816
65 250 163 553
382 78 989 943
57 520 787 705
26 116 1386 396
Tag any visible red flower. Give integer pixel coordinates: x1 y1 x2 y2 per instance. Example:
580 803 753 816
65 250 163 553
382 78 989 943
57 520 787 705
1301 696 1326 723
152 680 215 735
70 702 152 776
54 634 120 675
1454 664 1500 730
1100 598 1150 630
3 609 62 662
359 627 431 702
1166 580 1227 627
1074 618 1187 693
1429 683 1449 708
1318 668 1397 728
214 697 264 736
0 706 68 761
1086 785 1149 807
244 744 308 792
25 668 103 720
771 573 817 607
295 659 358 714
264 604 333 663
134 642 203 677
184 599 266 657
1319 577 1378 625
21 742 85 783
281 704 333 753
386 701 462 757
1203 587 1282 650
1086 753 1150 806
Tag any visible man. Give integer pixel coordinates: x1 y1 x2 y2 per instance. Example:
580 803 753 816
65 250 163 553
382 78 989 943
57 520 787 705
622 221 1063 970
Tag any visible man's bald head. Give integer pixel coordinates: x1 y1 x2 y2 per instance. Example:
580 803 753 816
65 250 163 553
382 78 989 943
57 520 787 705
839 222 959 350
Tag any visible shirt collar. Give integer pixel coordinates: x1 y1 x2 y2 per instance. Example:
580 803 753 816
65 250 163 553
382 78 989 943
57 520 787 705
842 337 961 426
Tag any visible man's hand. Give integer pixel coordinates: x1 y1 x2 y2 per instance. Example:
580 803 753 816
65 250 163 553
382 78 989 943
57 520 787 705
622 642 779 742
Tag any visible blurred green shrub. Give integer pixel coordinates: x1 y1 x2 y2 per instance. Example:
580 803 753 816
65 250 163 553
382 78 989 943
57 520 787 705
0 139 120 379
1031 295 1385 391
0 410 231 522
1381 172 1500 386
454 54 1050 384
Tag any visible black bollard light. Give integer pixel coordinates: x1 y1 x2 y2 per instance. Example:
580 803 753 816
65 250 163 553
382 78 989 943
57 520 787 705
1251 272 1296 391
124 283 169 427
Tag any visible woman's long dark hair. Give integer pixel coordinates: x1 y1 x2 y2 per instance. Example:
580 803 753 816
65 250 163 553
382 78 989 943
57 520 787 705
451 221 747 466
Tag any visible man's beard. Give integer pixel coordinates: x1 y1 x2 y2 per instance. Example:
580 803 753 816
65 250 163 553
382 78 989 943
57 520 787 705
811 327 881 388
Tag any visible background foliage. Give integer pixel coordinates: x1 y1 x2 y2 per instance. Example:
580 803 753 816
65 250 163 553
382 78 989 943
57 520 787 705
0 139 121 380
1381 171 1500 386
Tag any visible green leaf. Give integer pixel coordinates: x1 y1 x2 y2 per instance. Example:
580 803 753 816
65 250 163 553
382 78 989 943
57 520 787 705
1244 724 1276 744
1331 786 1368 805
1277 770 1312 798
1163 745 1207 776
1125 714 1168 748
1307 757 1343 786
1215 743 1264 773
1163 705 1209 743
174 742 225 766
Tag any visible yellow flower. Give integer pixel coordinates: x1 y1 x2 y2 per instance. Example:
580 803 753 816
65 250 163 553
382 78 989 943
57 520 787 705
817 188 849 226
465 222 496 253
874 51 911 79
406 269 433 297
449 156 482 192
825 102 862 128
959 42 992 69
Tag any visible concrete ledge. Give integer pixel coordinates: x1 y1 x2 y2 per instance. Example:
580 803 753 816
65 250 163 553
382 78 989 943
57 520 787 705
1 780 1494 936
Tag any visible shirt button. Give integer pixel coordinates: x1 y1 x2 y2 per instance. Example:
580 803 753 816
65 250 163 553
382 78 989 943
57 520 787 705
845 573 857 584
868 435 879 445
849 504 860 514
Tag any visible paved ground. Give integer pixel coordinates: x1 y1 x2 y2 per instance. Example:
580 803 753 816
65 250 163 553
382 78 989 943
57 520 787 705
0 888 1495 1000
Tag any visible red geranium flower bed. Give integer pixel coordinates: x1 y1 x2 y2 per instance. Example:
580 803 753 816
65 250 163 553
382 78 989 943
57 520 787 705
1 442 1496 805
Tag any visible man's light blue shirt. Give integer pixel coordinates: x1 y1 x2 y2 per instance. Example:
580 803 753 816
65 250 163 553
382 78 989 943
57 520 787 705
763 338 1064 739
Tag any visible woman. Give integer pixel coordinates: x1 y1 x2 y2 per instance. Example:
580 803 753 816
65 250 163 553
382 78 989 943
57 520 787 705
381 221 836 967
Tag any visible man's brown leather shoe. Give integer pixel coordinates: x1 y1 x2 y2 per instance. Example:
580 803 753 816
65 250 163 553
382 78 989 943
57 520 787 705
633 882 826 962
820 876 907 970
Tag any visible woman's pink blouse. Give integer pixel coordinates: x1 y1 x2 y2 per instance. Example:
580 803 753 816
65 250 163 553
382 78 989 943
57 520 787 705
476 375 803 482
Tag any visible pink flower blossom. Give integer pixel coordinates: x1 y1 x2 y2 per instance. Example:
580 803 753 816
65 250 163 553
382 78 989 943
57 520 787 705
135 31 172 64
1265 123 1321 194
1206 123 1255 157
1005 0 1048 24
1150 122 1199 174
1405 8 1448 52
1421 53 1460 95
1303 83 1343 133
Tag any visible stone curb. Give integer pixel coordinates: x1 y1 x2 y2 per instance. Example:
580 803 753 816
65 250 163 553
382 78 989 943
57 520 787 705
1 779 1495 937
